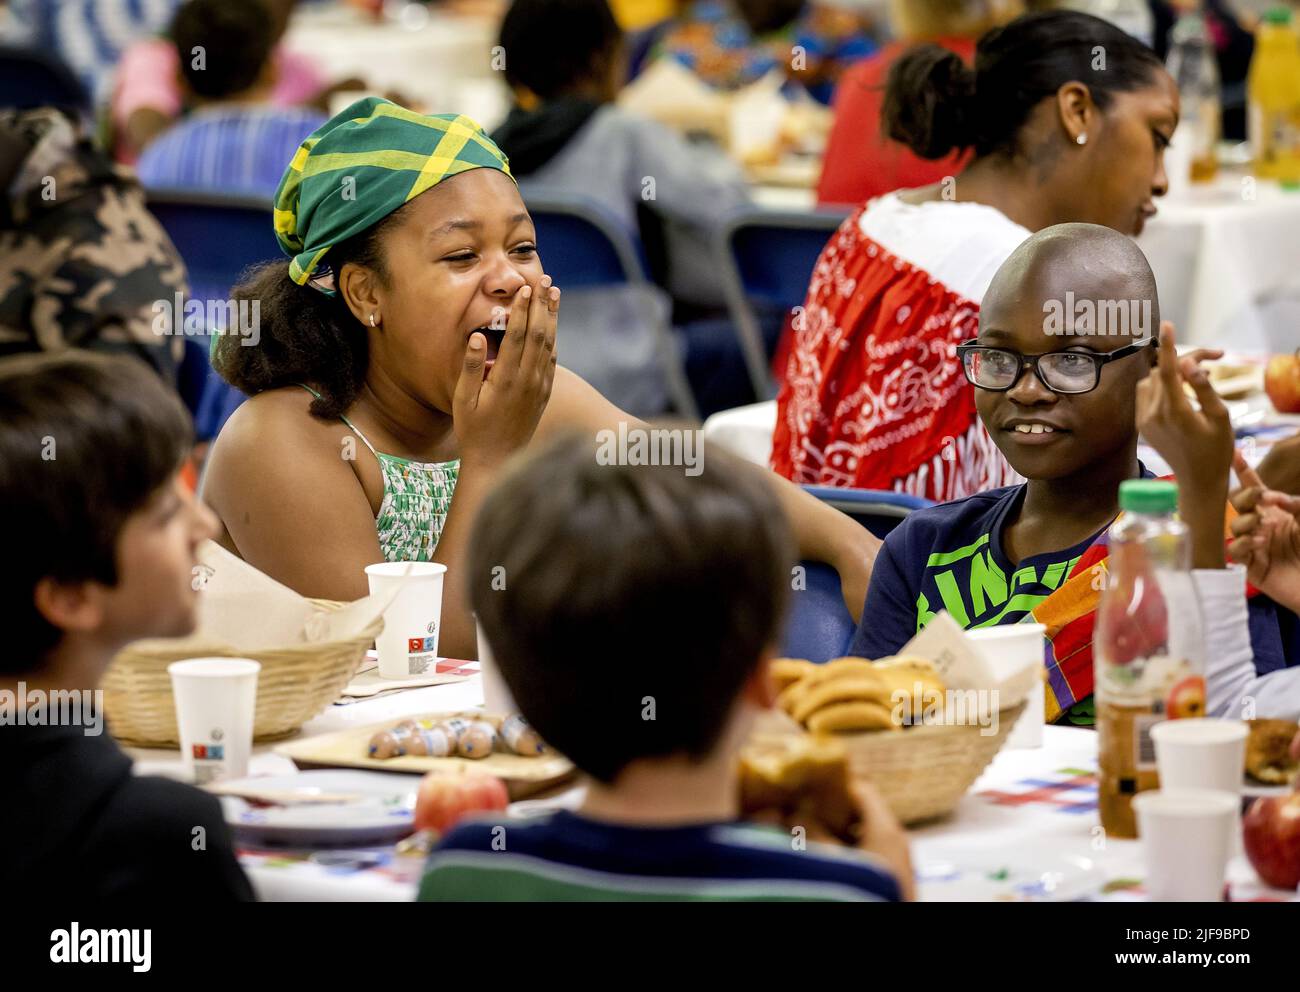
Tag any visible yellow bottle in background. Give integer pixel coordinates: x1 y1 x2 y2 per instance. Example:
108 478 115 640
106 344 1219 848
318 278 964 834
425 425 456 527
608 0 676 32
1248 7 1300 185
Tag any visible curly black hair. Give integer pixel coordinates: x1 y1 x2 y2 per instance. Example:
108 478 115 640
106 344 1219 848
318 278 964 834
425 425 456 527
212 204 412 421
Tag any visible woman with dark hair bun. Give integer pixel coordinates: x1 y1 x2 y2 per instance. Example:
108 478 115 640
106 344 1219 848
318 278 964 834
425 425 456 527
772 9 1175 501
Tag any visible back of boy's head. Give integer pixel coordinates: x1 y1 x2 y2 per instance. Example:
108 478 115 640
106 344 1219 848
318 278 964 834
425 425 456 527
0 352 191 671
173 0 277 101
982 222 1160 338
499 0 622 100
469 432 795 784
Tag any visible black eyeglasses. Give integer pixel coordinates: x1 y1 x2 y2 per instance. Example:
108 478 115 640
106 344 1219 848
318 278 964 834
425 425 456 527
955 338 1157 395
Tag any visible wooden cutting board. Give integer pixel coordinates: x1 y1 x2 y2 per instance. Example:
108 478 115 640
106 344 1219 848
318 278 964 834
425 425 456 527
275 713 576 799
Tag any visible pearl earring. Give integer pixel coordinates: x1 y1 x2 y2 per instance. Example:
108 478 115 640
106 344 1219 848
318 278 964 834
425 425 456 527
1076 134 1088 146
369 312 377 327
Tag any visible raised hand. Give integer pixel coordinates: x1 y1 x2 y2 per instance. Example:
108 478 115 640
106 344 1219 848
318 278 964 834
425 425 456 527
1136 321 1232 493
453 275 560 470
1228 455 1300 614
1135 322 1232 569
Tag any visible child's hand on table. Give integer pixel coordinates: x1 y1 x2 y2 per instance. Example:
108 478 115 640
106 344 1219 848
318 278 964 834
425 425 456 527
1135 322 1231 569
1228 457 1300 615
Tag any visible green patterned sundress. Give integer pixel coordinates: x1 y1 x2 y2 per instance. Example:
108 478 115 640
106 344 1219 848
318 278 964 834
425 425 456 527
299 385 459 562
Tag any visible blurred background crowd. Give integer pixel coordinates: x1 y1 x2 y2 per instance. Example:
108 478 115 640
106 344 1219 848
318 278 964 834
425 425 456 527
1 0 1297 443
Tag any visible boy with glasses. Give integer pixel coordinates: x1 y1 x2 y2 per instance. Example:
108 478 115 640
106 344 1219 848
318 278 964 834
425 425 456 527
851 223 1299 726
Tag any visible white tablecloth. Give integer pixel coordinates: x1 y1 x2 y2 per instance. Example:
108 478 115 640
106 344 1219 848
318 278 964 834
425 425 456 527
285 2 509 128
752 175 1300 355
911 727 1293 903
1138 177 1300 354
130 683 1295 902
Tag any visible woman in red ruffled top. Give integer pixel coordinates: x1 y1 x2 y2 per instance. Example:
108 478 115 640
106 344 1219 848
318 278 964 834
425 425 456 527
773 10 1177 501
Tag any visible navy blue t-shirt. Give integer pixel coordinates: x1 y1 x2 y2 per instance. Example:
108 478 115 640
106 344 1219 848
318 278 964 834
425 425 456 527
851 475 1298 722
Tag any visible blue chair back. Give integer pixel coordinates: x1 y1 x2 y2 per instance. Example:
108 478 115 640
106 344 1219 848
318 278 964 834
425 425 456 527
781 560 854 663
525 193 698 418
525 196 643 288
802 485 934 539
0 45 88 112
146 191 278 439
781 489 934 661
146 190 279 305
716 206 849 399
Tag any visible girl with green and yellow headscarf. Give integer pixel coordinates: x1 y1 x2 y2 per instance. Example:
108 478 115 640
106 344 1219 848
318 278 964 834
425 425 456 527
206 97 878 660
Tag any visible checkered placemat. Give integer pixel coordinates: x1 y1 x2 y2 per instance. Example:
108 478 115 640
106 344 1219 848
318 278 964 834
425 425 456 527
977 767 1098 814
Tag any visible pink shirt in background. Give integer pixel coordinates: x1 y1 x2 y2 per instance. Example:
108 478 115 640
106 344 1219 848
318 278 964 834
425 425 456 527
111 39 326 163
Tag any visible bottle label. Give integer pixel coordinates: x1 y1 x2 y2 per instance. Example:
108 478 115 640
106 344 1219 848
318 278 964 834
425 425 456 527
1096 654 1195 706
1134 713 1160 771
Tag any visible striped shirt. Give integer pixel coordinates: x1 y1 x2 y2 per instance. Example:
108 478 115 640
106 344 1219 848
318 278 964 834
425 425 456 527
4 0 180 106
418 810 902 902
135 106 327 199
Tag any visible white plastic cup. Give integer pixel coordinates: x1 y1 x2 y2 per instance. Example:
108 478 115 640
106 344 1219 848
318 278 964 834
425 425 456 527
365 561 447 679
967 624 1047 748
1151 718 1249 857
1152 718 1248 794
168 657 260 785
1132 789 1239 901
477 618 517 715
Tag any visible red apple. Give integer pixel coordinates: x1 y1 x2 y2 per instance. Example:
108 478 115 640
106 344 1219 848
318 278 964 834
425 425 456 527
414 773 509 835
1265 350 1300 414
1165 676 1206 720
1242 792 1300 891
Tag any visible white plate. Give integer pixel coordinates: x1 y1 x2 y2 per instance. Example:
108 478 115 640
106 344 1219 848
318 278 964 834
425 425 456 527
217 770 417 846
1243 779 1293 800
917 852 1104 902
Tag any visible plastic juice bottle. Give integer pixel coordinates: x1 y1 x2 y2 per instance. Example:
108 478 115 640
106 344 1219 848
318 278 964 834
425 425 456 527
1248 7 1300 185
1167 13 1221 183
1094 480 1207 840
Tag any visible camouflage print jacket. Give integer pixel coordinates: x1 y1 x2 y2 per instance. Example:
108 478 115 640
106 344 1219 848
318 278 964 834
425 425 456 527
0 107 186 384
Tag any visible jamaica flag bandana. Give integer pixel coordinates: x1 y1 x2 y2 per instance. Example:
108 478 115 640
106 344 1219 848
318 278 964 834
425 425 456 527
273 98 512 295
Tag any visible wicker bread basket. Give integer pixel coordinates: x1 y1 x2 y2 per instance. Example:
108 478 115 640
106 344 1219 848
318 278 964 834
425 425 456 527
748 698 1028 827
102 599 380 747
839 700 1028 825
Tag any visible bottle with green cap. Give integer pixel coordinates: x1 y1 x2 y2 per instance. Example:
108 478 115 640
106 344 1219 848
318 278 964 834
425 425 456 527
1248 6 1300 186
1094 479 1207 840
